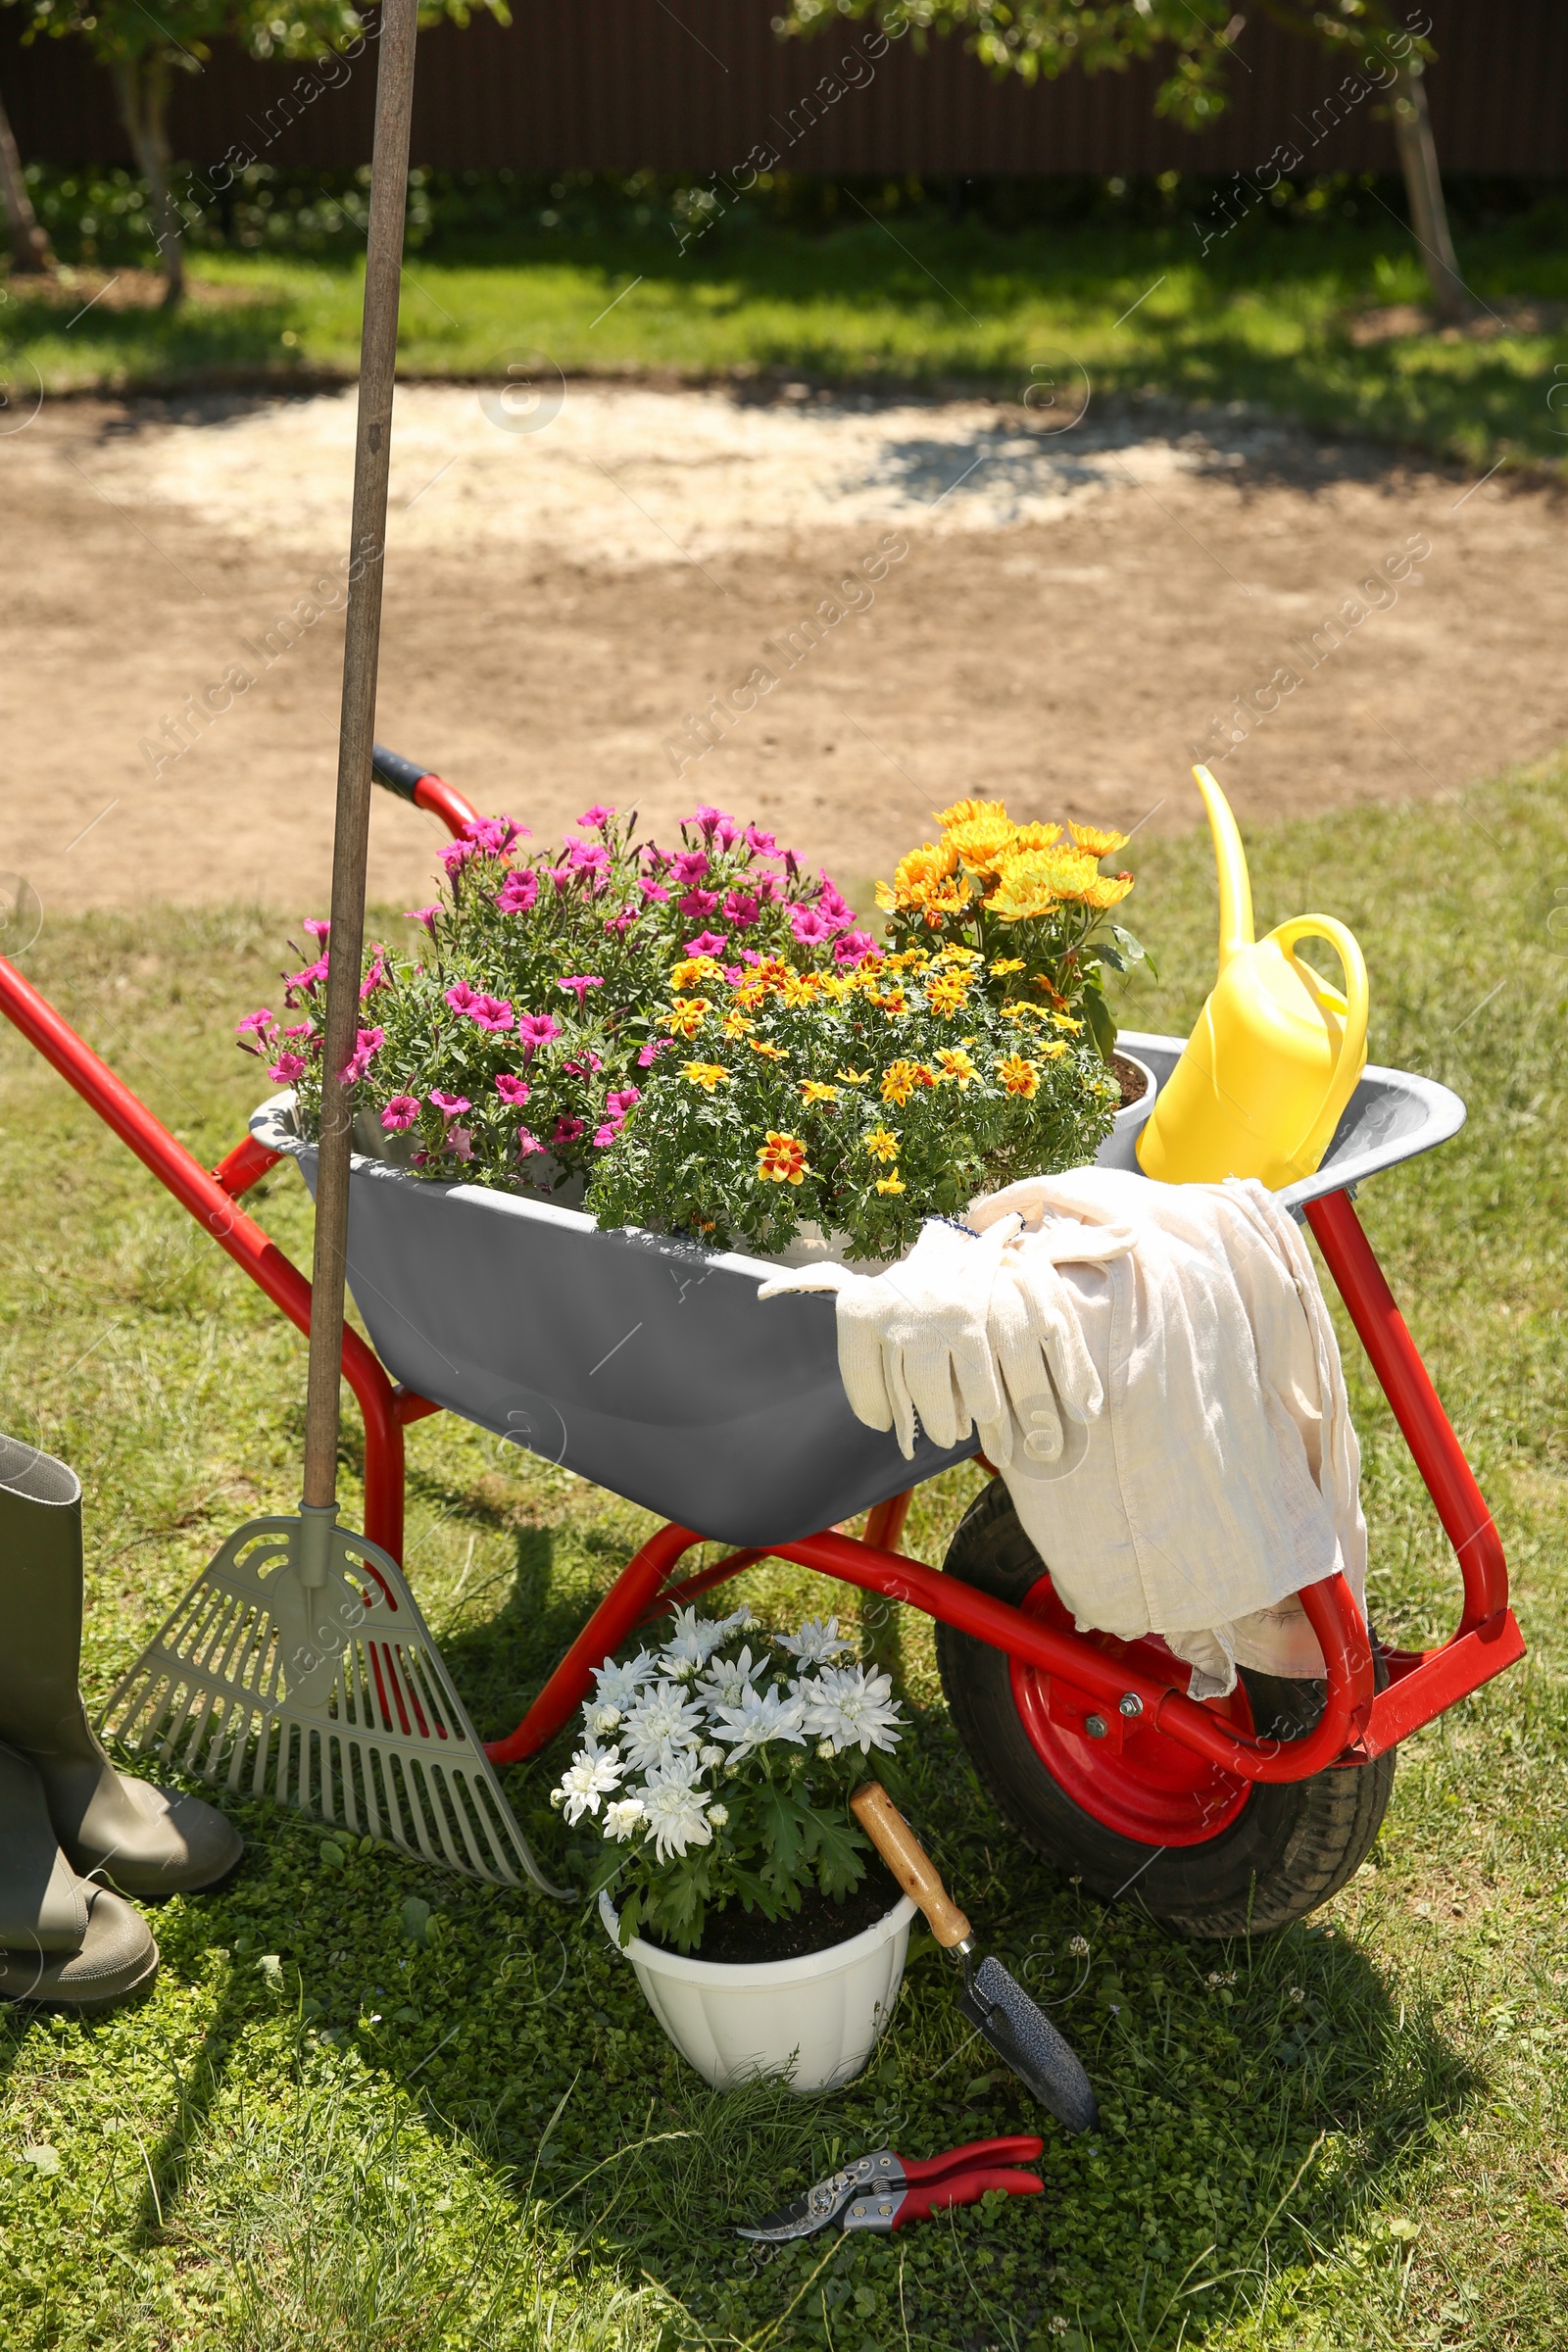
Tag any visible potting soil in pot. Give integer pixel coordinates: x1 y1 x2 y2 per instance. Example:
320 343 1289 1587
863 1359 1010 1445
639 1863 903 1967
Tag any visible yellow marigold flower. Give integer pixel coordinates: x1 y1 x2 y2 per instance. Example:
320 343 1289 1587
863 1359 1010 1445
934 796 1009 831
662 997 710 1038
1048 1009 1082 1032
936 1047 979 1089
990 956 1026 976
780 971 820 1008
880 1059 921 1106
925 973 970 1016
933 943 983 966
875 1173 906 1195
683 1061 729 1093
800 1079 840 1104
1082 871 1136 909
722 1008 755 1039
756 1130 809 1186
1007 821 1063 856
944 809 1018 877
986 872 1060 925
670 955 723 992
1039 1040 1070 1060
819 975 854 1004
868 985 907 1016
864 1126 900 1162
1000 999 1038 1023
749 1038 789 1061
1068 821 1130 858
998 1054 1041 1100
876 841 968 927
993 845 1101 909
883 949 931 973
836 1066 872 1086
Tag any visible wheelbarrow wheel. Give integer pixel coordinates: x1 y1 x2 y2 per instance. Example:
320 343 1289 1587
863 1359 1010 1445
935 1481 1394 1940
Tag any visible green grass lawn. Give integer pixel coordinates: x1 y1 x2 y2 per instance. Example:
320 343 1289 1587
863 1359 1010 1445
1 760 1566 2348
6 211 1568 471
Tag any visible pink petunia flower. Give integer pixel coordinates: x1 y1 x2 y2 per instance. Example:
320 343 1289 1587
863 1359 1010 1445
605 1086 641 1118
565 839 612 874
438 839 479 875
754 873 782 905
516 1012 563 1053
579 803 615 830
722 891 760 929
337 1025 385 1086
744 824 779 857
668 849 710 886
445 1126 475 1160
269 1053 308 1085
381 1095 420 1131
405 906 441 935
638 879 670 904
636 1038 673 1069
834 929 879 967
495 868 539 915
429 1090 470 1119
446 981 514 1033
603 907 638 937
545 864 575 897
360 951 387 999
303 917 331 941
236 1006 275 1039
463 814 528 856
563 1052 604 1079
282 1022 315 1039
285 956 330 993
516 1127 546 1157
557 975 604 1007
683 930 728 957
788 906 834 946
678 889 719 920
688 806 732 841
494 1073 532 1106
552 1114 586 1147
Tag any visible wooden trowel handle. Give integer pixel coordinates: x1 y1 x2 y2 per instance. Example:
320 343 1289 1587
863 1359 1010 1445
852 1782 972 1949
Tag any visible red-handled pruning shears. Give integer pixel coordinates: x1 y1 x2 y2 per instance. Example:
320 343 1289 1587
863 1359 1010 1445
736 2136 1045 2240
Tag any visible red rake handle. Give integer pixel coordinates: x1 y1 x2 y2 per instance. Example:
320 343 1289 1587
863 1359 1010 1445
896 2169 1044 2228
903 2136 1043 2183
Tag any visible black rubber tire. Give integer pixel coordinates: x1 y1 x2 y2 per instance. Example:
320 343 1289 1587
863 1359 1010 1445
935 1480 1394 1940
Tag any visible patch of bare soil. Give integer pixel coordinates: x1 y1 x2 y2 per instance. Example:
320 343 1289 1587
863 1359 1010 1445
1348 296 1567 345
1 382 1564 923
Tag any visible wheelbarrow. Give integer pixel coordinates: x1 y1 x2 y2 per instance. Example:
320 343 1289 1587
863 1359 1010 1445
0 749 1525 1940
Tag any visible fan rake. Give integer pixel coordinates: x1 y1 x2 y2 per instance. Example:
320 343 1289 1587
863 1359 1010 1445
100 1513 564 1894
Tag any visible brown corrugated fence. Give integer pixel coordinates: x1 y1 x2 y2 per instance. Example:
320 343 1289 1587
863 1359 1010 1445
2 0 1563 179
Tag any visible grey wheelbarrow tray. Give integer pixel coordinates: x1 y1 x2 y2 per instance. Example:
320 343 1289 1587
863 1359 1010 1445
250 1032 1465 1553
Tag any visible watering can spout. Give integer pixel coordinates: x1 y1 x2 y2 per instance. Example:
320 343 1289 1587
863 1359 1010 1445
1193 764 1254 971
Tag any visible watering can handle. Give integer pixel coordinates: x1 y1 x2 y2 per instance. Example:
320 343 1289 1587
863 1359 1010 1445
1270 912 1370 1156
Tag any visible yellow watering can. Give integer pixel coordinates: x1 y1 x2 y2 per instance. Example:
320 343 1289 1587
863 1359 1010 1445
1136 766 1369 1190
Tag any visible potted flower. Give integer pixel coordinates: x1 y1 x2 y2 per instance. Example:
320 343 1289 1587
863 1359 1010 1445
552 1603 918 2093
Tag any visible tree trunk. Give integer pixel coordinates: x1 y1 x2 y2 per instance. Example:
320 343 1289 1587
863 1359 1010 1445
0 76 53 273
110 51 184 306
1391 57 1469 326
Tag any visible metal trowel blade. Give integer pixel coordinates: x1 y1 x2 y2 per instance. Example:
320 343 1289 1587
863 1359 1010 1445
959 1954 1099 2135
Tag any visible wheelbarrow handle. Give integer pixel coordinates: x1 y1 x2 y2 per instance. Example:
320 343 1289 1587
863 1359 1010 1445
370 743 481 840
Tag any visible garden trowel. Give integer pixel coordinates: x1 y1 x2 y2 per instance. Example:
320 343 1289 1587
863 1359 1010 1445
851 1781 1097 2134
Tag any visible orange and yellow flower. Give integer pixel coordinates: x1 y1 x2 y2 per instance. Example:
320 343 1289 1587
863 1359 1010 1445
864 1126 900 1162
998 1054 1041 1100
683 1061 729 1093
990 956 1026 977
875 1173 906 1196
835 1066 872 1087
662 997 710 1038
935 1047 979 1089
875 839 969 927
1081 870 1136 909
670 955 724 992
1067 821 1130 858
880 1059 936 1105
800 1079 840 1104
757 1131 809 1186
722 1008 755 1040
749 1038 789 1062
925 972 971 1016
943 808 1017 878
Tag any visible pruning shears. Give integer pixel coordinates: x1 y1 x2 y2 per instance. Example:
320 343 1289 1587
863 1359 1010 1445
736 2135 1045 2241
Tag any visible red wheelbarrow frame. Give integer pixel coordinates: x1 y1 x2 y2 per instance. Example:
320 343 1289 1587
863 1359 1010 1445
0 760 1523 1805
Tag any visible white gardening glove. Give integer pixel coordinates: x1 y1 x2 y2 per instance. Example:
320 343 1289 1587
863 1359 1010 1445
760 1218 1018 1459
986 1246 1103 1470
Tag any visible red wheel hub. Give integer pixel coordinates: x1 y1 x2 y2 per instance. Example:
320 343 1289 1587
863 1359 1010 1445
1009 1572 1253 1847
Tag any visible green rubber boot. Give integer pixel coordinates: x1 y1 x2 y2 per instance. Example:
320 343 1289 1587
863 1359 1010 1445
0 1434 243 1899
0 1740 159 2012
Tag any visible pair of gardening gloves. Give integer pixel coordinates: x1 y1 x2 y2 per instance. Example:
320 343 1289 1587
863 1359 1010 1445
759 1194 1138 1470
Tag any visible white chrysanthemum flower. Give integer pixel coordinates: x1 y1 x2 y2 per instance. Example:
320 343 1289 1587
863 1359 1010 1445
799 1664 906 1756
619 1679 706 1771
696 1643 769 1712
659 1605 737 1682
588 1650 658 1716
699 1743 725 1769
603 1797 646 1842
640 1754 713 1861
558 1744 623 1826
712 1682 807 1756
589 1704 622 1736
777 1615 854 1667
707 1802 729 1829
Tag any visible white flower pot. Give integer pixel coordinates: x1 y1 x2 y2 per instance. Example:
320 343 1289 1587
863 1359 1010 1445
1094 1050 1158 1173
600 1888 918 2093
